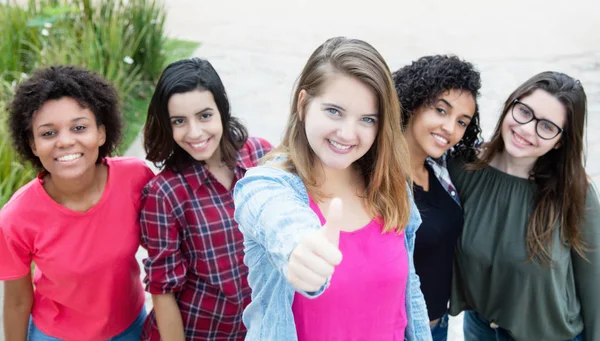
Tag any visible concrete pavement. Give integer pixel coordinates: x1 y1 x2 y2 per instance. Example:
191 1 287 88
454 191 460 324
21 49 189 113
128 0 600 177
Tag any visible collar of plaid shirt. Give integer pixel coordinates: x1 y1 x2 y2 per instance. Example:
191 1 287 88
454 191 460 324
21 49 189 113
425 155 461 207
181 149 258 191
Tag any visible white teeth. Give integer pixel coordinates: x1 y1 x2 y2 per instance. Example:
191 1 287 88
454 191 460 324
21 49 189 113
191 140 208 148
328 139 352 150
432 134 449 144
513 132 531 146
57 153 82 161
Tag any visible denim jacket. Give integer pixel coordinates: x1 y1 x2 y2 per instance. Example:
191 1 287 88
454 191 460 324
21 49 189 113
233 165 432 341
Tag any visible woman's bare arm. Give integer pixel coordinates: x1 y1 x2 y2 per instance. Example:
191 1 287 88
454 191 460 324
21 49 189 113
3 273 33 341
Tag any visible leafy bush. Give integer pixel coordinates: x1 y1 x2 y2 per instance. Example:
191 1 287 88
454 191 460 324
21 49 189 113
0 3 40 79
0 79 36 208
0 0 172 208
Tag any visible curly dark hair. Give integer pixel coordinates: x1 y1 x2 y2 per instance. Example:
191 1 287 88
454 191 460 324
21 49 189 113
392 55 482 161
8 65 122 169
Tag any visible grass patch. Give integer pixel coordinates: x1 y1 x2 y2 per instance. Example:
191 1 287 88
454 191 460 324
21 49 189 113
163 38 201 66
118 92 150 155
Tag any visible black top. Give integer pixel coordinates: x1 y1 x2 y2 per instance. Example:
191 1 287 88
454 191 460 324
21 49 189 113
413 164 463 321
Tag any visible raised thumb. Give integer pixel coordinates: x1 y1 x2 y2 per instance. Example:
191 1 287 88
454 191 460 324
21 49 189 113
321 197 343 246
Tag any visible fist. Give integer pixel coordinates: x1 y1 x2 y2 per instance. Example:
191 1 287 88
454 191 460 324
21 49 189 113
287 198 344 292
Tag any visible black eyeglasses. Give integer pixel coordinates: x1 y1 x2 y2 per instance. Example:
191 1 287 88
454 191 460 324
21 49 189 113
511 99 564 140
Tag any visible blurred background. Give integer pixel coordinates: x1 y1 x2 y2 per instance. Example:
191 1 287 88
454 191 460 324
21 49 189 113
1 0 599 339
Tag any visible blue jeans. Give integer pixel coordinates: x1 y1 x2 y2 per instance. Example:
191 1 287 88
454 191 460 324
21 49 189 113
463 310 582 341
28 308 147 341
430 313 449 341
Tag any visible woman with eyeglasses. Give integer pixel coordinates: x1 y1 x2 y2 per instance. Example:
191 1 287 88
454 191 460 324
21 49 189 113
447 71 599 341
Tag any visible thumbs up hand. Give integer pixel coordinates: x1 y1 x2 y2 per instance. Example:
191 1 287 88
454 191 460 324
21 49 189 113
287 198 344 293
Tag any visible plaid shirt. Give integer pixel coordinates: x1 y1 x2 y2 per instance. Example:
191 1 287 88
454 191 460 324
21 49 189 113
140 137 272 341
425 155 461 206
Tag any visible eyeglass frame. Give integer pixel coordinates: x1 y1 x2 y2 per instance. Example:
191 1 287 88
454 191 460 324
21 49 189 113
510 98 564 140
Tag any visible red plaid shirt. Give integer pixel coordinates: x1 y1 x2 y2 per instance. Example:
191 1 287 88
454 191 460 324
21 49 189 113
140 137 272 341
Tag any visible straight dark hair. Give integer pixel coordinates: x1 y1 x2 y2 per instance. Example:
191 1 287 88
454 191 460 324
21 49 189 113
470 71 588 263
144 58 248 171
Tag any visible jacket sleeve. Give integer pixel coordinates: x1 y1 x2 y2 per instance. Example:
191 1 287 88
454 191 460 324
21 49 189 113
405 186 433 341
233 165 328 297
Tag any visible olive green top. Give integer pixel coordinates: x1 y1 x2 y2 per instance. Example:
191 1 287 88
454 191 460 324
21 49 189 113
448 159 600 341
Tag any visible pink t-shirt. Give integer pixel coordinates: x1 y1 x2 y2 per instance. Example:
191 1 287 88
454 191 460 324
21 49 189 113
0 157 154 341
292 199 409 341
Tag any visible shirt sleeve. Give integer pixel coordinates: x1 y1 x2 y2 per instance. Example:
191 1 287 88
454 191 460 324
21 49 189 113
233 166 327 296
0 223 32 280
140 183 188 294
407 263 433 341
247 136 274 164
572 185 600 341
258 138 274 155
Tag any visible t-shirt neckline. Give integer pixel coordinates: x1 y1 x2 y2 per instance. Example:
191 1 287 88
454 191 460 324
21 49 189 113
34 158 113 216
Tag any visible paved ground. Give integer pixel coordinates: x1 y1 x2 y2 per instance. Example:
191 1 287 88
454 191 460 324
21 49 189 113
126 1 600 340
2 0 598 340
134 0 600 177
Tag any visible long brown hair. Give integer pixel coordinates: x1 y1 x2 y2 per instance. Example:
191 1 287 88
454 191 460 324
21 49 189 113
471 71 588 262
263 37 413 233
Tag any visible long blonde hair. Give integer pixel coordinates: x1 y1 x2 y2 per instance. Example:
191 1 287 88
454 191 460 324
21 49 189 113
264 37 413 233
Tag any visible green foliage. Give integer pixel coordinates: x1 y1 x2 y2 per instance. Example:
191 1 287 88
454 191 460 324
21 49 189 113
0 0 189 209
0 0 171 93
0 3 39 78
0 79 37 208
127 0 168 81
163 38 201 66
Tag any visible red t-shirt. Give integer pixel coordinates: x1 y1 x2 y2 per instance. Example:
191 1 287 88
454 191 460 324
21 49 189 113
0 157 154 341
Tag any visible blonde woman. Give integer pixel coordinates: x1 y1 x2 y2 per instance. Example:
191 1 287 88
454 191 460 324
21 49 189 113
234 37 431 341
